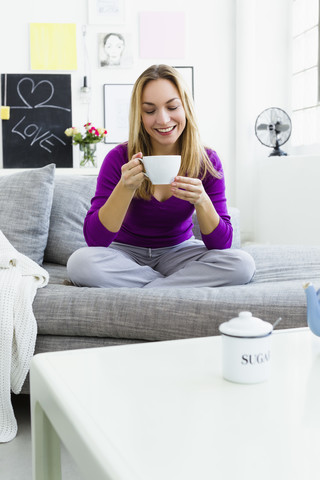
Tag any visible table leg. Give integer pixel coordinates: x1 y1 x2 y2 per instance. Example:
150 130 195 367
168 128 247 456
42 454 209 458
31 400 62 480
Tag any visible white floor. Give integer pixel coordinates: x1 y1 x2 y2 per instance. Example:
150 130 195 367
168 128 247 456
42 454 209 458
1 394 84 479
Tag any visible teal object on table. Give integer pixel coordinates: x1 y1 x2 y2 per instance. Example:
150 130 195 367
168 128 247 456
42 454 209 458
304 282 320 336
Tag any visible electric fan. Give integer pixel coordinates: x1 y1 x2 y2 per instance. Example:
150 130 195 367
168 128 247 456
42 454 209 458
255 107 292 156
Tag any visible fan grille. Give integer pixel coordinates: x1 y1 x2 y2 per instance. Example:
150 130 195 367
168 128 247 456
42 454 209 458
255 107 292 148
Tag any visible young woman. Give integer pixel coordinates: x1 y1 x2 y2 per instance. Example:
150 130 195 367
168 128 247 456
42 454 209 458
67 64 255 288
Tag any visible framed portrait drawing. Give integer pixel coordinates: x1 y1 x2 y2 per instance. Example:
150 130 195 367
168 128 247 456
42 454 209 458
103 84 133 144
98 32 133 68
88 0 125 25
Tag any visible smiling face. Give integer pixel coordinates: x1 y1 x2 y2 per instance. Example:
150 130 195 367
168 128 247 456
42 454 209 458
141 78 186 155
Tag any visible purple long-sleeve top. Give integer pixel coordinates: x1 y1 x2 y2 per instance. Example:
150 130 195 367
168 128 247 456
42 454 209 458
84 143 233 250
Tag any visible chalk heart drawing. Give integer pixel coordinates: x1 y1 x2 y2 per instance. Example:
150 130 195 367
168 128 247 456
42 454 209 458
17 77 55 109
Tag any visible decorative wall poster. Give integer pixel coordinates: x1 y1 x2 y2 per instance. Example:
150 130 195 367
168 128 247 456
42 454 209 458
98 32 133 68
30 23 77 71
139 12 186 58
104 84 133 144
1 74 72 168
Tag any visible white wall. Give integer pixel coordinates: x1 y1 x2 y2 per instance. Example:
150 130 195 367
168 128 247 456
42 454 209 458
235 0 293 243
0 0 236 201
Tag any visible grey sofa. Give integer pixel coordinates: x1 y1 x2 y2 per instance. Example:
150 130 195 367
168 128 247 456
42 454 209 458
1 164 319 394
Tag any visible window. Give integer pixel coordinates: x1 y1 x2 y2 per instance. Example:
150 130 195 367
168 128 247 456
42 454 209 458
291 0 320 148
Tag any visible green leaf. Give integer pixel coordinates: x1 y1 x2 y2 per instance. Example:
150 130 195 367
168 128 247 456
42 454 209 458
73 133 83 144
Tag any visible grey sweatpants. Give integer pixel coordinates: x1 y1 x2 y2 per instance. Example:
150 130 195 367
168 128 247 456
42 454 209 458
67 238 255 288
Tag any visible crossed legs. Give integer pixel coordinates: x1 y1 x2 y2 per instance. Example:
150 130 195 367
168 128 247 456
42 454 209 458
67 239 255 289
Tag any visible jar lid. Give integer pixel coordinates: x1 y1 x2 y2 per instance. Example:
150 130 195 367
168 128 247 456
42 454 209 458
219 311 273 338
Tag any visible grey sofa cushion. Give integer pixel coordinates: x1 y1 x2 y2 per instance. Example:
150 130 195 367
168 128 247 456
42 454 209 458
0 164 55 264
44 175 97 265
243 244 320 283
33 280 309 340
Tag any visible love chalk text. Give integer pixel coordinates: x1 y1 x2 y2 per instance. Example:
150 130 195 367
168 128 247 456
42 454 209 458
12 115 66 153
10 77 70 154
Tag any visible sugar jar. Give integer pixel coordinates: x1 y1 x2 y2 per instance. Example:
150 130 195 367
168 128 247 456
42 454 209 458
219 311 273 384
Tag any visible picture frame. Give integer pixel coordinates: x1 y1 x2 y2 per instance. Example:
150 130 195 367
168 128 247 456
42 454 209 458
173 66 194 99
103 83 133 144
98 31 133 68
88 0 125 25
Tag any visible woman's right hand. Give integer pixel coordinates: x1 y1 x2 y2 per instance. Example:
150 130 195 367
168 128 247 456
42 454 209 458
98 152 145 233
120 152 145 191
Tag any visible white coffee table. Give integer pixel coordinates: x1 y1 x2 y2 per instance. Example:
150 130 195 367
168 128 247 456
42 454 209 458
30 328 320 480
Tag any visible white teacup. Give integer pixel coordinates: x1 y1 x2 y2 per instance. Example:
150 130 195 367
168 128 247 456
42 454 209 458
141 155 181 185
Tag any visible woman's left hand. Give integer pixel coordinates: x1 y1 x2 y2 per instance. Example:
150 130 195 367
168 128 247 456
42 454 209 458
171 176 208 205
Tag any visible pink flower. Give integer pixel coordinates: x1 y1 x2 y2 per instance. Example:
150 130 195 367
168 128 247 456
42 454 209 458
89 127 99 136
65 122 107 146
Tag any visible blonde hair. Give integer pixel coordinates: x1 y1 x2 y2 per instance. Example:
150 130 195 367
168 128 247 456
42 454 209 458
128 64 220 200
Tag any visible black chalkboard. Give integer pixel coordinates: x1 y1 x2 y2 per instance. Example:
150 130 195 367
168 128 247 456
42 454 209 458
1 74 73 168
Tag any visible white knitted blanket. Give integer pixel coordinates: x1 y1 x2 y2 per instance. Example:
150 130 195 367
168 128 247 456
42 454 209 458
0 231 49 443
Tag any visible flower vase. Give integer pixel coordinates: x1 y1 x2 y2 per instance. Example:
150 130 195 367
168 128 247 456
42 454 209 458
79 144 97 168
